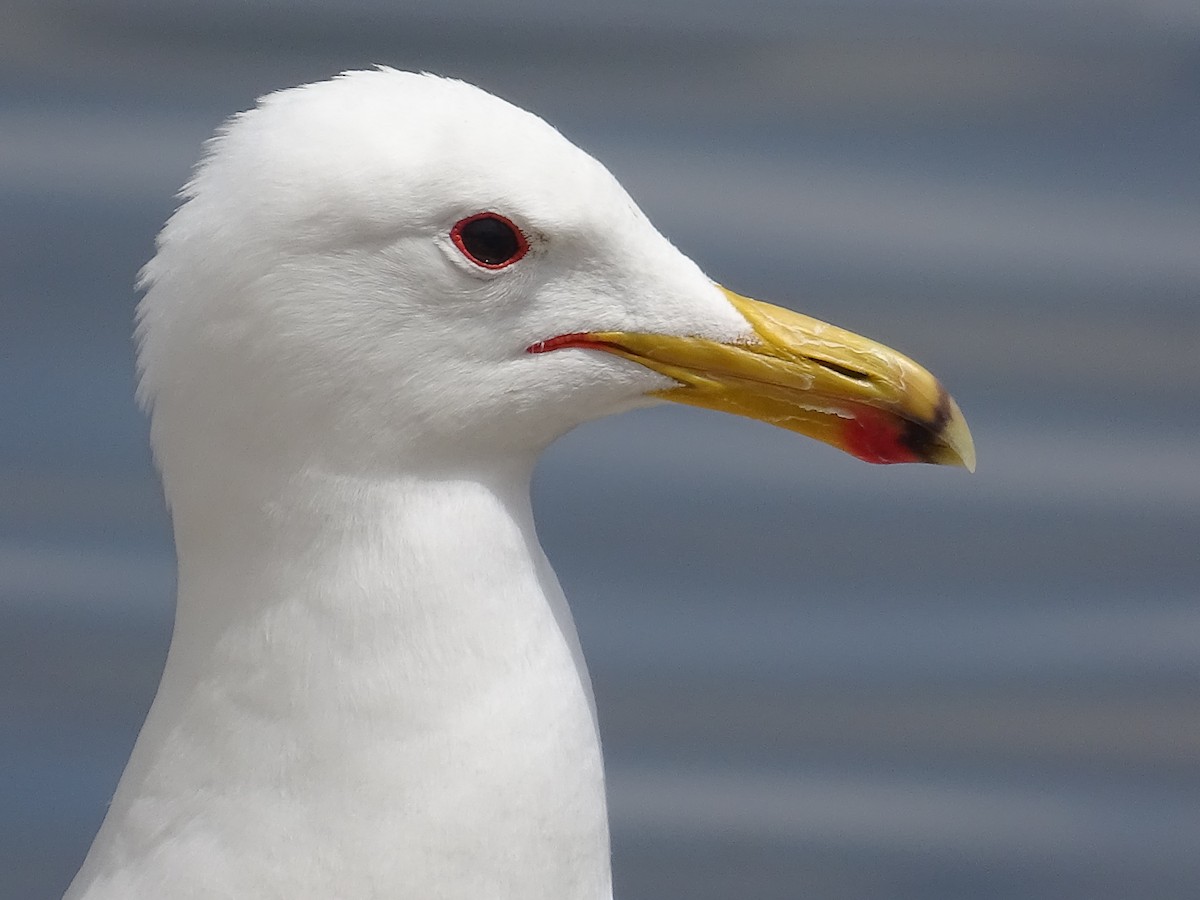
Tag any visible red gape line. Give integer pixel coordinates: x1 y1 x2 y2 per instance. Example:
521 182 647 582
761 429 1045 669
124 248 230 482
840 405 921 465
526 333 614 354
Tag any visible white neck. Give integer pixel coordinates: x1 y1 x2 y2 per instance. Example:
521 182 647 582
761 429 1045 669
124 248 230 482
68 455 612 900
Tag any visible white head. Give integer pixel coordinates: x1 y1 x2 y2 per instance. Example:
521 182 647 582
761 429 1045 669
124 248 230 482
137 68 973 501
136 69 753 490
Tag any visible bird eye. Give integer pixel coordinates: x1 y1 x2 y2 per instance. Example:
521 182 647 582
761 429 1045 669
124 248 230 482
450 213 529 269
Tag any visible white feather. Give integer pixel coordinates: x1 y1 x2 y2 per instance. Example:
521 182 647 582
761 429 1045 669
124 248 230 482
68 69 752 899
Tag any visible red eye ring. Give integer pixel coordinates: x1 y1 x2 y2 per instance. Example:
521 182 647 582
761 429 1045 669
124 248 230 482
450 212 529 269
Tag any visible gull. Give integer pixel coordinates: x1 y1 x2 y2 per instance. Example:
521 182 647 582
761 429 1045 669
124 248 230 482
66 69 973 899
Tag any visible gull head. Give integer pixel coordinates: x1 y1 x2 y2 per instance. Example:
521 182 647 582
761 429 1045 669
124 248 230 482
136 68 973 486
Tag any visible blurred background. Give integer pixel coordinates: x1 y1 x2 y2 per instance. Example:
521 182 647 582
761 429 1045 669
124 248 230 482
2 1 1198 897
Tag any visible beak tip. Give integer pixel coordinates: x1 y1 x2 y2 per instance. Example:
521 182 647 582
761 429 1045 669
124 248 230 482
942 396 976 473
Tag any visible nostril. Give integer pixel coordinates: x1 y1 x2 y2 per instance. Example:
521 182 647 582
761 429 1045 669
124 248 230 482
812 358 872 382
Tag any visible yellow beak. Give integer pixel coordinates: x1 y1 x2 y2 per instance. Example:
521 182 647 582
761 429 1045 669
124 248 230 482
537 287 975 470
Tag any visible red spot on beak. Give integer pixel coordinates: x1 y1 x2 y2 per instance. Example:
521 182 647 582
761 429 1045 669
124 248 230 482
841 405 922 465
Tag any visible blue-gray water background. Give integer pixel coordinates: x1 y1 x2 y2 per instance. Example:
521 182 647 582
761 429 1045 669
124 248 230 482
2 1 1198 897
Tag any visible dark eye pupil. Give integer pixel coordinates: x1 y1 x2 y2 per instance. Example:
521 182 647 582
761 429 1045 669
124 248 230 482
458 215 521 266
